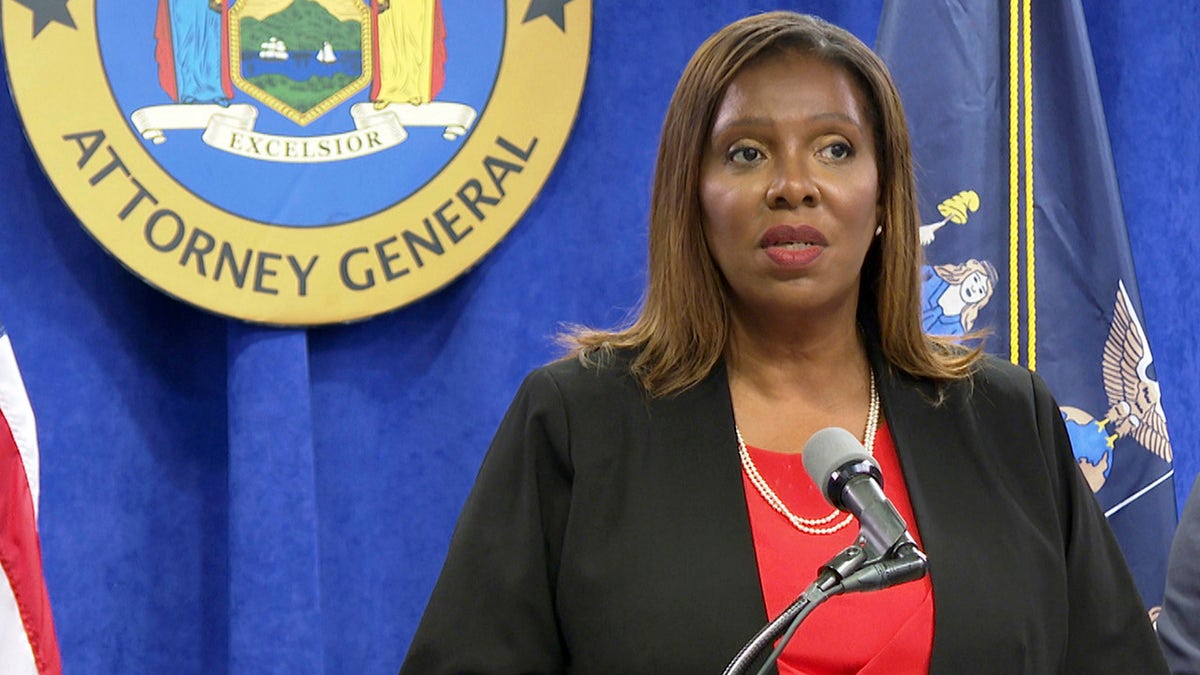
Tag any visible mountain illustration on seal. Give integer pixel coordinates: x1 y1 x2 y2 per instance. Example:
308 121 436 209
137 0 477 155
234 0 367 116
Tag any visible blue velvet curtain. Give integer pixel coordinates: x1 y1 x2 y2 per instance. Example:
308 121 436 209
0 1 1195 673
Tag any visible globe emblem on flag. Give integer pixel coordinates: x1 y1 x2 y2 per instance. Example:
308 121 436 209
4 0 592 325
1061 281 1173 493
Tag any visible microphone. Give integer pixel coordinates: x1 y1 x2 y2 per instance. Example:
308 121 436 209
724 427 928 675
802 427 919 561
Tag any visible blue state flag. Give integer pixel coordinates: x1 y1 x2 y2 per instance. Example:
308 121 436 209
876 0 1178 610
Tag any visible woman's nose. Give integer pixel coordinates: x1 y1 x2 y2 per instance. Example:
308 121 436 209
765 156 819 209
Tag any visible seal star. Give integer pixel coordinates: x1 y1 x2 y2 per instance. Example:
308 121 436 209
12 0 76 38
522 0 573 31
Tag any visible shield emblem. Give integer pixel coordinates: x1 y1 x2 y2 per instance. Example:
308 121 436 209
229 0 373 126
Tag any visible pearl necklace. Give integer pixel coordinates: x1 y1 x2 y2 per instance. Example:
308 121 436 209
737 368 879 535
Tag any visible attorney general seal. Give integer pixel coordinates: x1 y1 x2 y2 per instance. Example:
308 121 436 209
3 0 591 325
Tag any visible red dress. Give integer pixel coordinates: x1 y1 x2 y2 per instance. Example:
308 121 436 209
741 422 934 674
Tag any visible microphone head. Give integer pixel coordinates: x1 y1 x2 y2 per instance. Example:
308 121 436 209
802 427 882 510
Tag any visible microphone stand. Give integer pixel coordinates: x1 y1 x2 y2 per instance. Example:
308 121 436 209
722 544 867 675
723 541 929 675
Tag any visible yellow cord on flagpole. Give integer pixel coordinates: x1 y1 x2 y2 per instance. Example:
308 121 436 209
1023 0 1036 371
1008 0 1020 365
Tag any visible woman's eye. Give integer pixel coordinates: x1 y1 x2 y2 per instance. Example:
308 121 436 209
820 142 853 160
728 146 763 164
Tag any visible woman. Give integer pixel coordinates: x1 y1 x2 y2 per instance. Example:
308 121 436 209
155 0 231 105
920 259 998 336
400 12 1165 674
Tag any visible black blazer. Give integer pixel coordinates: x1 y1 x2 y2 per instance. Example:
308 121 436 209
401 348 1167 674
1157 473 1200 672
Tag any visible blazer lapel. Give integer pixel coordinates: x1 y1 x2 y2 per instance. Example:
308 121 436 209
648 358 774 667
872 349 1011 671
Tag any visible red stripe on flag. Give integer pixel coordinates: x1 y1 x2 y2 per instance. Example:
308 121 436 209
0 409 60 675
370 1 382 101
154 0 178 102
430 0 447 100
220 1 233 99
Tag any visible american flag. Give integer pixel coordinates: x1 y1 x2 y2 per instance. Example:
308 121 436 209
0 322 60 674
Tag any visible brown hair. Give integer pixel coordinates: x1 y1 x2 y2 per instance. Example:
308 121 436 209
561 11 981 396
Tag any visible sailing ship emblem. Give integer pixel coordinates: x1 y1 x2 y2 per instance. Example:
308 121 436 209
260 36 290 60
317 41 337 63
229 0 371 126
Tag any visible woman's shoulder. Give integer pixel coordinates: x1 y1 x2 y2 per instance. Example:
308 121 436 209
970 353 1035 385
520 347 645 402
948 353 1059 413
893 351 1053 412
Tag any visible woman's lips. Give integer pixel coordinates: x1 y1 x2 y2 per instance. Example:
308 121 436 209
760 225 826 267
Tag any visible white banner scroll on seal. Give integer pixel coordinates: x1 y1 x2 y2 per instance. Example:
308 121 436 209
129 101 478 164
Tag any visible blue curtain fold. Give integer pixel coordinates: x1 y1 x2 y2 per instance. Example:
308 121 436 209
227 325 323 674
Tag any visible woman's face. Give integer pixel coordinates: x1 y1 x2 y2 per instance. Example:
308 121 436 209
700 51 880 323
960 271 990 304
